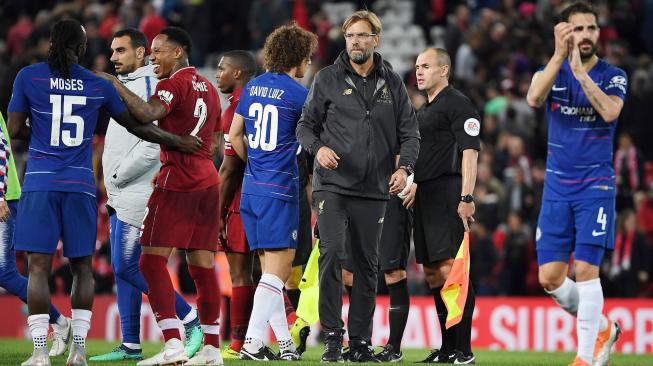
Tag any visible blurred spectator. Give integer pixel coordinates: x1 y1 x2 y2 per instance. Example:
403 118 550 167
470 223 498 295
248 0 290 49
503 165 535 222
615 132 645 211
602 209 651 297
139 1 167 47
495 211 533 295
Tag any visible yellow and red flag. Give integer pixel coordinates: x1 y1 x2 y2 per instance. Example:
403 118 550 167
440 232 471 329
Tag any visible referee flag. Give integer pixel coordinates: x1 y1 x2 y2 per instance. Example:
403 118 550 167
440 232 470 329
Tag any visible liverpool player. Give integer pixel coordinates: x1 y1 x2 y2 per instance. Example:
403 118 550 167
98 27 223 366
215 50 257 359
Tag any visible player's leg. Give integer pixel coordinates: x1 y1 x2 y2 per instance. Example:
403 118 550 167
0 200 70 358
90 213 144 361
573 199 619 366
346 196 386 362
61 192 99 366
241 196 299 361
185 249 222 364
184 184 224 366
314 191 348 363
224 251 254 355
262 249 298 360
376 197 411 362
15 192 65 365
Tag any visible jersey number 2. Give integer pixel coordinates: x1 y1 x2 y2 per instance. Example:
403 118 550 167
191 98 208 136
247 102 278 151
49 95 86 147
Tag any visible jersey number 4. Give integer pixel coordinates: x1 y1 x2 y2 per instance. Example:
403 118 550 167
247 102 279 151
49 95 85 147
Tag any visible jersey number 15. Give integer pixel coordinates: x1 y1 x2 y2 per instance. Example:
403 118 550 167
49 95 85 147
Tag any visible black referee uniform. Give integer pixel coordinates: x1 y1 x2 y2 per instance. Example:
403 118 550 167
414 85 480 361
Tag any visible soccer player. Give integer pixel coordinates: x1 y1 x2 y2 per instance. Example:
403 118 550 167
229 23 317 361
91 28 203 362
215 50 257 359
526 2 626 365
7 19 201 366
98 27 223 366
0 112 73 358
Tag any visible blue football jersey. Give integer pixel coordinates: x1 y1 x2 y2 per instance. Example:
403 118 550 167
8 62 126 196
543 59 627 200
236 72 308 203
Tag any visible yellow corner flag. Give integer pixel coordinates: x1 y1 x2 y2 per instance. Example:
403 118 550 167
296 240 320 325
440 232 470 329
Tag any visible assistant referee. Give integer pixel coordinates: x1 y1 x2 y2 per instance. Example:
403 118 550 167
409 48 480 364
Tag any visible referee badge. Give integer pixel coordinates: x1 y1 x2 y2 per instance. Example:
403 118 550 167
463 118 480 136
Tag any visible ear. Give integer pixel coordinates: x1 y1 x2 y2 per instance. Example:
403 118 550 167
174 46 184 60
234 69 242 80
373 35 380 48
442 64 450 78
136 46 145 61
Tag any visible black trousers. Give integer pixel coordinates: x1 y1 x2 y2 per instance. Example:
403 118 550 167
314 190 387 342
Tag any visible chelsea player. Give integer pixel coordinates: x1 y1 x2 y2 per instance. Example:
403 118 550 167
7 19 200 366
527 2 626 366
229 23 317 361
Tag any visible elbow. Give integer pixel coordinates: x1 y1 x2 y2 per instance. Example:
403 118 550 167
603 112 620 123
526 96 542 108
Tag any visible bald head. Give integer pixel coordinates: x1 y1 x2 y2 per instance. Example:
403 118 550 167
415 47 451 95
421 48 451 78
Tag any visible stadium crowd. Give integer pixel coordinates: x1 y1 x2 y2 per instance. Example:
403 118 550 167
1 0 652 301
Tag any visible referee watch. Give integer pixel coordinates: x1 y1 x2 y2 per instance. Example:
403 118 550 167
460 194 474 203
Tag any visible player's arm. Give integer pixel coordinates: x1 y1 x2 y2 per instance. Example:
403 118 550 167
568 46 624 122
527 22 574 107
391 78 420 194
229 113 247 161
112 110 201 153
6 112 31 140
0 130 9 222
219 154 244 216
96 72 167 124
296 72 340 170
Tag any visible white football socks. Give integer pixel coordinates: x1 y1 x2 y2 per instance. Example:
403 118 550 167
243 273 285 354
576 278 604 364
546 277 579 316
28 314 49 351
71 309 92 348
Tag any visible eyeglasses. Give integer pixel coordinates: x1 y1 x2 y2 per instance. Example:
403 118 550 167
344 32 377 40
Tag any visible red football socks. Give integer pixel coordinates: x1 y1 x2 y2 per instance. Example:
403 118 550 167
140 254 180 341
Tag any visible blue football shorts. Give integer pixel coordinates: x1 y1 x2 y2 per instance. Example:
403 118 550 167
240 193 299 251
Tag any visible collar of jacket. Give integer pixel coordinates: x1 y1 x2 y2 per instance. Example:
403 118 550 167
118 64 157 83
335 50 391 78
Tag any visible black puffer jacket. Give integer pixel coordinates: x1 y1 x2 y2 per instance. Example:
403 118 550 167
296 51 420 200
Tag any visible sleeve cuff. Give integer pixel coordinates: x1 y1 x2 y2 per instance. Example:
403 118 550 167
310 140 326 155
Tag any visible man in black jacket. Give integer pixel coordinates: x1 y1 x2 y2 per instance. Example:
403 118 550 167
296 10 420 363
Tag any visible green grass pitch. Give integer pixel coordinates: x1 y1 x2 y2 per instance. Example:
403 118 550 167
0 339 648 366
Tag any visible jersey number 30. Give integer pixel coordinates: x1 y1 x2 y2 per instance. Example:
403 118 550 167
49 95 85 147
247 102 279 151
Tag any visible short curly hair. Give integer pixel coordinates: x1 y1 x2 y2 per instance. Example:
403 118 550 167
263 23 318 74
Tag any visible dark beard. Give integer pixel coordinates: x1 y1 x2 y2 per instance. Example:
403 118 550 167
580 44 598 62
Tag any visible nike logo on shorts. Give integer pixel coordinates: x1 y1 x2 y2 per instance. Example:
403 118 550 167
592 230 606 237
552 85 567 91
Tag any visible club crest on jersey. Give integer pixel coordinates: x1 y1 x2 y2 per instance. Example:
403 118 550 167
606 75 627 94
292 230 298 241
157 90 174 105
376 85 393 104
463 118 480 136
342 88 353 95
318 200 325 215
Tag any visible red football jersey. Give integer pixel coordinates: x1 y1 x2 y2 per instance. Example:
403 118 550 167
152 67 221 192
221 87 242 157
220 87 243 213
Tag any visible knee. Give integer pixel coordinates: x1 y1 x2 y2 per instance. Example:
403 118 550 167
384 270 406 285
538 269 565 291
574 261 599 282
